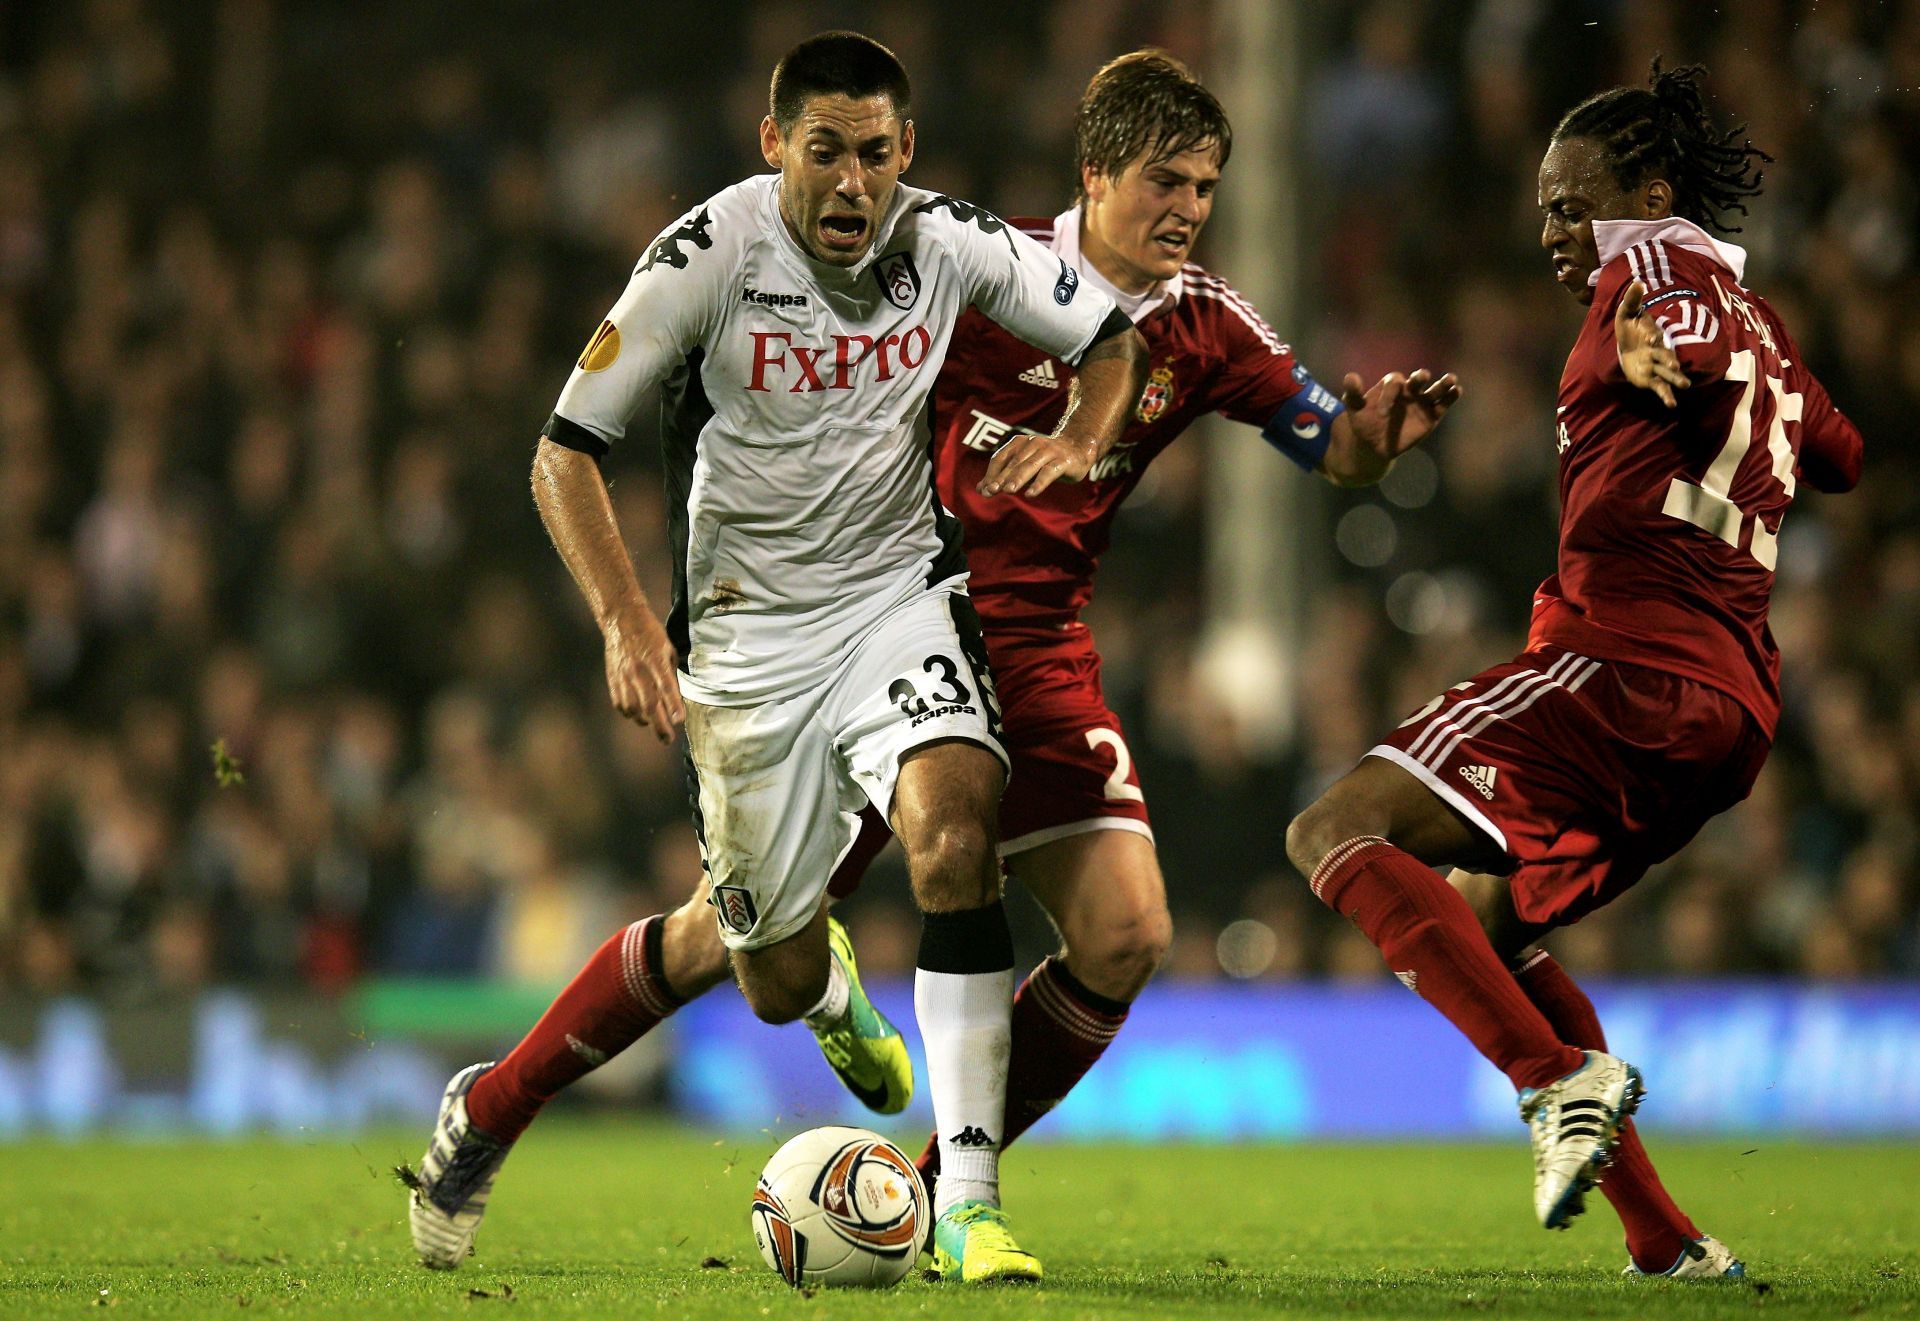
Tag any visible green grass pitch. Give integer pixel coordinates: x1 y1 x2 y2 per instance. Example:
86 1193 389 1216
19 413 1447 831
2 1123 1915 1317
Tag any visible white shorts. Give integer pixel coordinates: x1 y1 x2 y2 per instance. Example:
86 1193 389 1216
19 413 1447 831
683 582 1007 951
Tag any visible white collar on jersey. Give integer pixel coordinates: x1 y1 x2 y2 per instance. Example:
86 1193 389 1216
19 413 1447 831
1052 205 1183 323
1589 216 1747 287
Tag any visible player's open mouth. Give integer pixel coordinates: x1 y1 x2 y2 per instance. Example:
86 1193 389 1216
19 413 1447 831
818 214 869 251
1153 232 1190 255
1552 255 1582 285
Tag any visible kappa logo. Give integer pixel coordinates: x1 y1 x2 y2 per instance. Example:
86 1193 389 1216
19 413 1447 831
637 207 714 273
712 884 759 935
1459 763 1499 800
874 250 921 310
1018 360 1059 389
741 286 808 309
947 1125 993 1148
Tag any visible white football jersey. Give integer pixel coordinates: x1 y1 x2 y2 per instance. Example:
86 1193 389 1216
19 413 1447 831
548 174 1116 705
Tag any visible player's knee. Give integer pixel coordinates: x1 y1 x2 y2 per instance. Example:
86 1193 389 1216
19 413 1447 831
905 818 998 909
1286 795 1349 880
738 964 825 1026
1074 902 1171 998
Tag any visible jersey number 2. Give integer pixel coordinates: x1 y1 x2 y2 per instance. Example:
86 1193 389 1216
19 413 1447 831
1084 728 1144 803
1660 347 1801 571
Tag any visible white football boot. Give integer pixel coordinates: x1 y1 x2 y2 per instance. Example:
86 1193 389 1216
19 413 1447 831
1624 1235 1747 1279
1517 1049 1644 1230
403 1062 512 1269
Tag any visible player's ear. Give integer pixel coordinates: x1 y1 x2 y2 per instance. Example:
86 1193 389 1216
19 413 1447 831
898 118 914 173
1081 163 1105 204
760 115 783 170
1642 177 1674 221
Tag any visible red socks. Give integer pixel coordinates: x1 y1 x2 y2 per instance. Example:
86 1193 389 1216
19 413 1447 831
1311 837 1583 1090
918 954 1127 1182
464 916 683 1142
1515 950 1700 1271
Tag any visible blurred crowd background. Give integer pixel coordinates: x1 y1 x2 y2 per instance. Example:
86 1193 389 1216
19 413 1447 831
1 0 1916 1004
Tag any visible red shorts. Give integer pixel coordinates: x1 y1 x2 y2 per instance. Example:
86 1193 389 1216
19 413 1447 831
1370 646 1770 928
827 622 1151 896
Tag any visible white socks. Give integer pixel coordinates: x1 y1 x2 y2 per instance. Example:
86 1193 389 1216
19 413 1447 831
915 965 1014 1214
803 954 850 1030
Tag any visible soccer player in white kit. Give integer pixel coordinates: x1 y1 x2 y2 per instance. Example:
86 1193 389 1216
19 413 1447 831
404 32 1146 1282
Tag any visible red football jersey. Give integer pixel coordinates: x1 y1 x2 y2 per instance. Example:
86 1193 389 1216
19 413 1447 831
933 212 1307 629
1531 218 1863 737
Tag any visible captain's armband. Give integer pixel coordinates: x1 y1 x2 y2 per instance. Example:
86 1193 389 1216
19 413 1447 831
1259 364 1344 470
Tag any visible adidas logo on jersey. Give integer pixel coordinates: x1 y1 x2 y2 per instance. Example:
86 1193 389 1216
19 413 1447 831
1017 360 1059 389
1458 763 1499 800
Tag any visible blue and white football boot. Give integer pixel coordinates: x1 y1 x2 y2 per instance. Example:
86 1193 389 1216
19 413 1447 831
1625 1235 1747 1280
403 1062 512 1269
1517 1049 1644 1229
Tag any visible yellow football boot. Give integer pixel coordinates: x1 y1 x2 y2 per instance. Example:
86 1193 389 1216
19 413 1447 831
930 1201 1044 1284
809 915 914 1114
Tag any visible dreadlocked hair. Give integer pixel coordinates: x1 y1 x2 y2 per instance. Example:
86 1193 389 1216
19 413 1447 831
1552 58 1772 233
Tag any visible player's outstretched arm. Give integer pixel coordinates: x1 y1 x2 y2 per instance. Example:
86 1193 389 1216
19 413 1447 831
1321 369 1462 488
979 322 1148 498
1614 279 1693 408
531 438 684 742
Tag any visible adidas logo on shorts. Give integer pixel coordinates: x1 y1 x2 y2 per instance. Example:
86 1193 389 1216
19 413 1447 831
1459 763 1499 800
1017 360 1059 389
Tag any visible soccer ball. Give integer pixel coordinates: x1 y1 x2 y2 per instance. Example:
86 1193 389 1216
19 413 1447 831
750 1126 928 1288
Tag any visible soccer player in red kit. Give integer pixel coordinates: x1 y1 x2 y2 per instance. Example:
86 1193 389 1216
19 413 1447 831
829 49 1457 1194
1286 63 1862 1277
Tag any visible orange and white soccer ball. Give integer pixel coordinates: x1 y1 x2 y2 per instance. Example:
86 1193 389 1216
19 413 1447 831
750 1126 928 1288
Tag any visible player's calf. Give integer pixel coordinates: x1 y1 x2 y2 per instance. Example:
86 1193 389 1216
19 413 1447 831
732 911 833 1025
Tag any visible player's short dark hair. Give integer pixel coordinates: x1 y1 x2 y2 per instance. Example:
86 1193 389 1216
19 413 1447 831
1074 50 1232 201
1552 59 1771 234
769 31 911 134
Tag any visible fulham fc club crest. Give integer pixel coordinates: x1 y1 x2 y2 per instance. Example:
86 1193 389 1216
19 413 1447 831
874 250 921 309
712 884 758 935
1136 362 1175 423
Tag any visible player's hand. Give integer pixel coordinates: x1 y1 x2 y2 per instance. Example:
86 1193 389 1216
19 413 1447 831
602 608 684 742
1332 369 1461 485
1615 279 1690 408
978 431 1093 497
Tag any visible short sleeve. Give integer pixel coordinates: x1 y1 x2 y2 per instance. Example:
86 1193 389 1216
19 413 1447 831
1191 278 1301 426
921 196 1115 364
549 204 729 453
